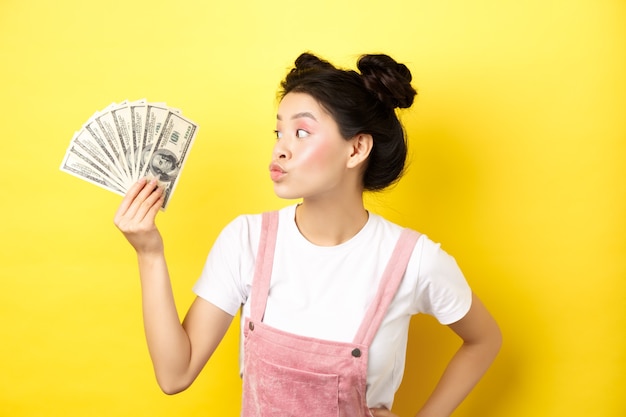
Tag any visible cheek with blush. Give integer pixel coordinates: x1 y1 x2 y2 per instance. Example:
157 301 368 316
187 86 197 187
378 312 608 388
297 139 346 174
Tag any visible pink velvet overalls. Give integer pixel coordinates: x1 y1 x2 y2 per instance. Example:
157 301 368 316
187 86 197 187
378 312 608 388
241 211 420 417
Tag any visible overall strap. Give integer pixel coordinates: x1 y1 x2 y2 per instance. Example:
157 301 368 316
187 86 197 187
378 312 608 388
249 211 279 322
352 228 421 346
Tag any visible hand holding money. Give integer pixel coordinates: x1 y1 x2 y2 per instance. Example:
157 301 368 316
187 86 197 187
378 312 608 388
60 100 199 210
113 178 165 255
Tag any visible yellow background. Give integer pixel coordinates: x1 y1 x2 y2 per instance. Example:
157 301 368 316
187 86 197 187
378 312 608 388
1 0 624 416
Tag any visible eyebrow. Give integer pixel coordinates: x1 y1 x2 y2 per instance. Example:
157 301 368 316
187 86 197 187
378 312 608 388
276 112 318 122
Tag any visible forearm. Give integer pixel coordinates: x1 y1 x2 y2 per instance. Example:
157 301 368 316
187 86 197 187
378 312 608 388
414 293 502 417
137 251 193 393
415 334 501 417
114 180 199 393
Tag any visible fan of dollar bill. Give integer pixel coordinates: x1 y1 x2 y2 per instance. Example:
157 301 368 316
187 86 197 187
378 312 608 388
60 100 199 210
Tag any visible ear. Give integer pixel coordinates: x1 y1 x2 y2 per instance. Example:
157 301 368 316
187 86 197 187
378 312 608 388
347 133 373 169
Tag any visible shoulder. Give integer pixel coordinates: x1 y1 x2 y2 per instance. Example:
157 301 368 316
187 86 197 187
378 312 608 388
372 214 472 321
367 212 451 261
367 212 407 239
367 213 425 257
411 234 460 276
193 206 296 315
220 212 260 240
217 204 296 248
407 235 472 324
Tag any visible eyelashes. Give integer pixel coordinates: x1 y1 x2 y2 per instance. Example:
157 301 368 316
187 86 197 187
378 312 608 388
296 129 310 138
274 129 310 140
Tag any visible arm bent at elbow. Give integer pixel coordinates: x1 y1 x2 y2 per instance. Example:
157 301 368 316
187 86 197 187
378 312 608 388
113 179 234 394
154 297 234 395
415 293 502 417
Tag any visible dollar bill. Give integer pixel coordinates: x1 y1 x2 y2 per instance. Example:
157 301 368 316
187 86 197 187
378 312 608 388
129 99 147 180
60 100 198 210
110 103 136 180
142 111 199 209
70 128 128 188
60 143 126 195
93 106 133 186
137 103 171 180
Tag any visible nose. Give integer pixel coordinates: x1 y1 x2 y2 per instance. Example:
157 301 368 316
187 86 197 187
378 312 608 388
272 138 291 160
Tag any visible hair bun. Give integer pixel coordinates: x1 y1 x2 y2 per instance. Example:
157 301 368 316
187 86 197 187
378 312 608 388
293 52 335 72
357 54 417 109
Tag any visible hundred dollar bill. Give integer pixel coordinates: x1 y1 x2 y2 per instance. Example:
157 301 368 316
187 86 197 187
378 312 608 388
137 103 171 179
60 143 126 195
84 114 131 187
93 106 133 186
142 111 198 209
61 100 197 209
70 128 127 188
129 99 147 180
110 103 136 180
68 145 128 192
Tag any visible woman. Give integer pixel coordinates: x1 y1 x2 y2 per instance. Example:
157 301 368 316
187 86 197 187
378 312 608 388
114 52 502 417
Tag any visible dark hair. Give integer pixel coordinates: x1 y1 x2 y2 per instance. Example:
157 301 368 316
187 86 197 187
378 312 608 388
279 52 417 191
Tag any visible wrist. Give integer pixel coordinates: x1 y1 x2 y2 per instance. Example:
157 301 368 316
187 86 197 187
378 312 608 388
132 233 165 259
136 248 166 266
415 408 450 417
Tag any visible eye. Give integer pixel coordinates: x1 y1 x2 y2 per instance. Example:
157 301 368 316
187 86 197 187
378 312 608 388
274 130 283 140
296 129 310 138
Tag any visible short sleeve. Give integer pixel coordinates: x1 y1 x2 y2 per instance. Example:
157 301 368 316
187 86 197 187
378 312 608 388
192 214 259 316
412 237 472 325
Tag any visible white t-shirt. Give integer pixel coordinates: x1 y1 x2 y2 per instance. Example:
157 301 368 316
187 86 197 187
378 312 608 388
193 204 472 409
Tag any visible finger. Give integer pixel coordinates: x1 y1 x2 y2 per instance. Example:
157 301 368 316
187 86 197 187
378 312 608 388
143 192 165 222
133 178 160 211
114 178 148 222
135 185 165 224
122 178 159 223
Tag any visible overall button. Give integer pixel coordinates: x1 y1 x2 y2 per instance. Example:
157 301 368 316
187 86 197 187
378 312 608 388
351 348 361 357
249 321 255 331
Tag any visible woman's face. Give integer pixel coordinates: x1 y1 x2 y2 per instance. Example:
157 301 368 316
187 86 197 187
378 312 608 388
270 92 356 201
